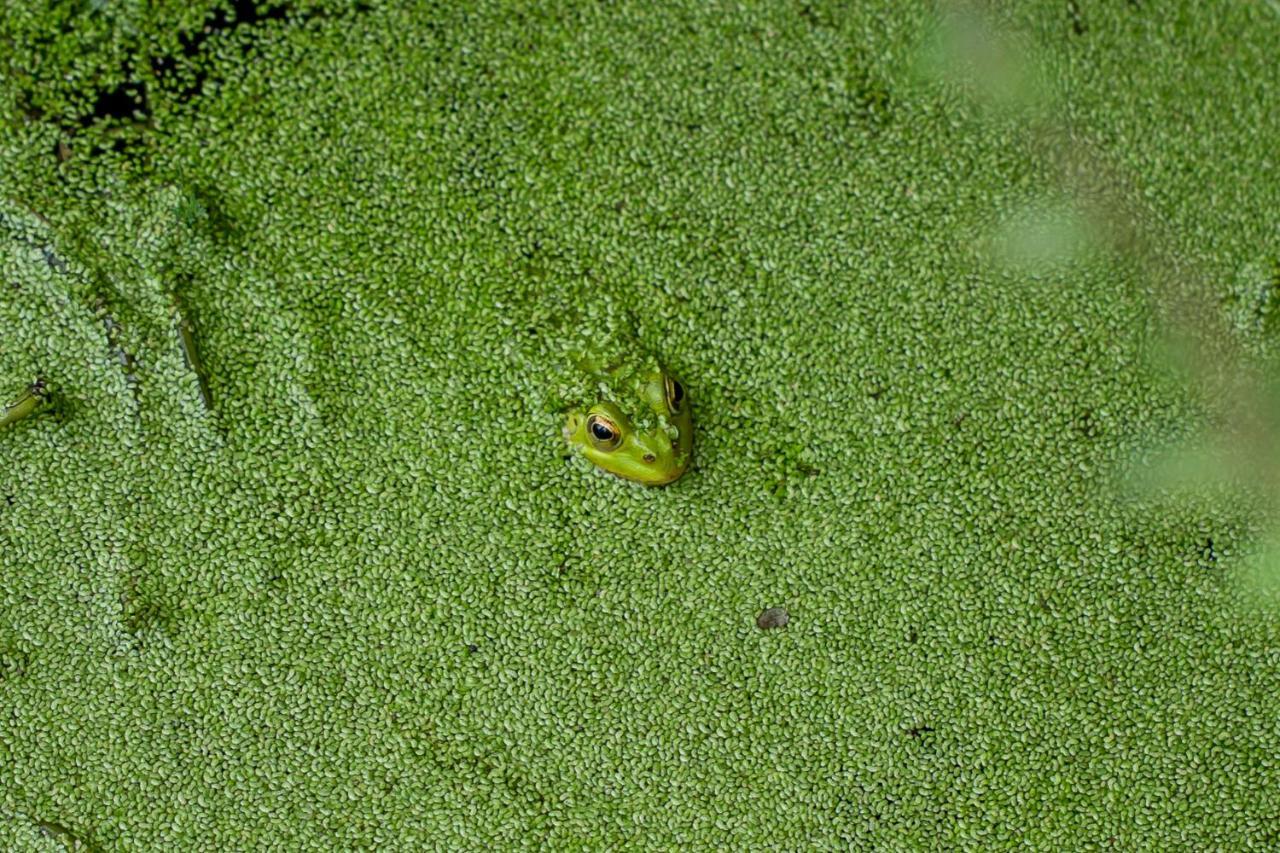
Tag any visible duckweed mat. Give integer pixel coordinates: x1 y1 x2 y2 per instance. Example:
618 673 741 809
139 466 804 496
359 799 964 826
3 1 1279 848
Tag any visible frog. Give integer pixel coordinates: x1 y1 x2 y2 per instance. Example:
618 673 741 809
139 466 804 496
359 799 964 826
561 349 693 486
503 260 693 486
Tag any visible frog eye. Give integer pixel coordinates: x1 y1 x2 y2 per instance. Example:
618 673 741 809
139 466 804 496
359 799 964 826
664 375 686 413
586 414 622 451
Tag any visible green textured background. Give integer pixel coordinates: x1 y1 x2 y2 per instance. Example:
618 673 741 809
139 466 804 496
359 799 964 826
2 1 1279 848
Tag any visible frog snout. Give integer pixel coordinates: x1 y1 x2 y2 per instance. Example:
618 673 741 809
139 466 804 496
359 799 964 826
564 413 582 441
635 434 670 466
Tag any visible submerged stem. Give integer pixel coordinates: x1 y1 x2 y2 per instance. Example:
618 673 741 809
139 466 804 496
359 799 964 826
171 293 213 410
0 379 49 430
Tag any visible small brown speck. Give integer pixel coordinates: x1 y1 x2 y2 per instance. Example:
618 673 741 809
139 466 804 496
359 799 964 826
57 141 72 162
756 606 789 630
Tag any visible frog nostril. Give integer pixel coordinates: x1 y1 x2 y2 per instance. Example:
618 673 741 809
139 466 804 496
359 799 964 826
643 453 656 463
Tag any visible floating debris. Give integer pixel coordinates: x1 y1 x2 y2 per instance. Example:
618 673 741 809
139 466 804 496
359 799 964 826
756 606 790 630
170 292 212 410
0 379 50 430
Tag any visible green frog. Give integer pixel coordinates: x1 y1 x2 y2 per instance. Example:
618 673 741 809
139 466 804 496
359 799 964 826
528 289 693 486
562 351 692 486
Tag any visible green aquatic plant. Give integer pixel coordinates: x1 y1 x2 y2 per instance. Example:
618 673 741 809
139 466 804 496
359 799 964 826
170 291 213 410
0 379 49 430
0 0 1278 849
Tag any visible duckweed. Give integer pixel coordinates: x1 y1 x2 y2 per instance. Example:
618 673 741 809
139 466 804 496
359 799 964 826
1 0 1278 848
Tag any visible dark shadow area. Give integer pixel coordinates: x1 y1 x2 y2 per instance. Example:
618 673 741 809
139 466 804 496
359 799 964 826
35 1 375 159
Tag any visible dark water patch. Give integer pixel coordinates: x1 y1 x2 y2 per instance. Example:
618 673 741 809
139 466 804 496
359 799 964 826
23 1 375 158
154 0 373 104
1067 0 1087 36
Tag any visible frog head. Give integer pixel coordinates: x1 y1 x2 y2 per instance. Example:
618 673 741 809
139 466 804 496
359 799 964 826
563 357 693 486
